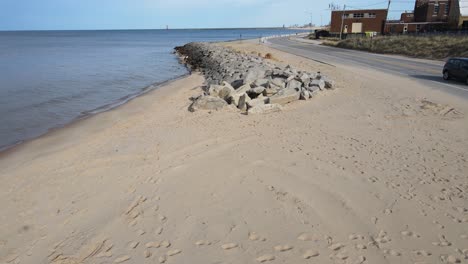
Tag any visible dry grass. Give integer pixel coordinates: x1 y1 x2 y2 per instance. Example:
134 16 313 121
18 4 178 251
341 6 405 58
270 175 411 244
264 53 273 59
326 35 468 60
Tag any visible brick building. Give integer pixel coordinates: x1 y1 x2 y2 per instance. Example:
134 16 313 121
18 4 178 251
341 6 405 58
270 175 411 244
386 0 467 34
330 9 388 34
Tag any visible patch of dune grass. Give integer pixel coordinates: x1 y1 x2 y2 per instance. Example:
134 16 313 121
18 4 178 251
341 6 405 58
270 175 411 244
326 35 468 60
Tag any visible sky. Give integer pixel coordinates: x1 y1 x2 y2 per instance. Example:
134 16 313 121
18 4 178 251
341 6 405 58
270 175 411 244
0 0 419 31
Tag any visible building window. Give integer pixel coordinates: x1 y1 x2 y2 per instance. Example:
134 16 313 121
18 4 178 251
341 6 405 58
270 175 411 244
434 4 439 15
416 24 421 31
368 13 376 18
444 5 449 15
353 13 364 18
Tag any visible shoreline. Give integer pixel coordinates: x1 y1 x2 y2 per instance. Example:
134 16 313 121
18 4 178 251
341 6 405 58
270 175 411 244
0 73 191 156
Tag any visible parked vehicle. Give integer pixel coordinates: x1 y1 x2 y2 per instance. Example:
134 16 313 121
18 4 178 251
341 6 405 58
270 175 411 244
443 58 468 85
315 30 330 39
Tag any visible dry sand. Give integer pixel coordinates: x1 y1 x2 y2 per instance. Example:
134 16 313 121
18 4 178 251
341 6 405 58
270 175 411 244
1 40 467 264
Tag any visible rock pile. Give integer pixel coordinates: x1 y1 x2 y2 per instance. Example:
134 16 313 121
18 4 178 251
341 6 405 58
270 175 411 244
175 42 334 114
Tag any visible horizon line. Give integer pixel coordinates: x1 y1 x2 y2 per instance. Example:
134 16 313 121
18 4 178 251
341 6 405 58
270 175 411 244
0 27 312 32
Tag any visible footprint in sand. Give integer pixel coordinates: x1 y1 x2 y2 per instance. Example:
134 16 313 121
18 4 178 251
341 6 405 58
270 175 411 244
155 227 163 235
161 240 171 248
297 233 315 241
433 234 452 247
144 250 151 258
413 250 431 256
375 230 391 244
114 255 131 263
166 249 182 256
145 241 161 248
356 244 367 250
137 229 146 236
158 255 167 263
303 250 319 259
432 220 445 229
256 255 275 263
96 251 113 258
195 240 212 246
349 234 364 240
443 255 461 263
333 251 349 260
355 256 366 264
249 232 266 241
274 245 293 252
328 243 344 251
221 243 238 250
128 241 139 249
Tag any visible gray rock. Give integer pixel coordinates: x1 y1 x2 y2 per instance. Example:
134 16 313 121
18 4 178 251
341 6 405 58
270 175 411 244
253 78 270 88
208 85 224 97
246 97 267 109
218 84 235 100
264 87 279 96
307 85 320 94
310 79 325 90
249 86 266 95
322 76 334 89
244 69 266 84
231 79 244 89
235 84 252 94
269 88 300 105
286 79 303 91
189 96 228 112
272 69 290 78
228 92 246 107
299 73 310 83
270 78 286 89
300 90 310 100
248 104 283 115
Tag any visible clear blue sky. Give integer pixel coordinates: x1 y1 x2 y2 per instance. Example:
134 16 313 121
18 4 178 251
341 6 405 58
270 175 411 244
0 0 416 31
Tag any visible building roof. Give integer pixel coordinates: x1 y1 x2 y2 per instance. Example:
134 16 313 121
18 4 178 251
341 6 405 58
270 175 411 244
331 8 388 12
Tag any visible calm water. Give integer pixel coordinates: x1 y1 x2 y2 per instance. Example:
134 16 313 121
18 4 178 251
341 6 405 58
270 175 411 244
0 29 305 150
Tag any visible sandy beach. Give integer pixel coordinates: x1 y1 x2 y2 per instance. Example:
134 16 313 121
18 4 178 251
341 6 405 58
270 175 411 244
1 40 468 264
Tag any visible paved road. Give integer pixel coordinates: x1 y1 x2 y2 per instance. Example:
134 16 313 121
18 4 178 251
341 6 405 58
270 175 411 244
268 37 468 99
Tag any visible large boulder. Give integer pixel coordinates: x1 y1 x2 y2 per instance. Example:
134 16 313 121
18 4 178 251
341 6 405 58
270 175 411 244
253 79 270 88
322 76 334 89
246 97 267 109
218 82 235 100
248 104 283 115
237 94 251 111
286 79 303 90
300 90 310 100
244 69 266 84
249 86 266 96
269 88 300 105
189 96 228 112
310 79 325 90
270 78 286 89
235 84 252 94
208 85 224 97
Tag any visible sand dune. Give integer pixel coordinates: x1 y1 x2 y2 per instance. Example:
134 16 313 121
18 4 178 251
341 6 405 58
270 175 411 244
1 41 467 264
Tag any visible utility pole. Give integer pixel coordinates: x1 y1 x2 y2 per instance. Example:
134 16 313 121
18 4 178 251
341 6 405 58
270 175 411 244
339 4 346 40
384 0 391 35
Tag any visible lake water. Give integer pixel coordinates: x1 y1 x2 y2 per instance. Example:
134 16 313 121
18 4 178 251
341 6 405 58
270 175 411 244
0 29 305 150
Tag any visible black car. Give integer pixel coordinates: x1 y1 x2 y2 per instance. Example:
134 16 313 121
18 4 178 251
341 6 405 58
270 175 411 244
315 30 330 39
443 58 468 85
